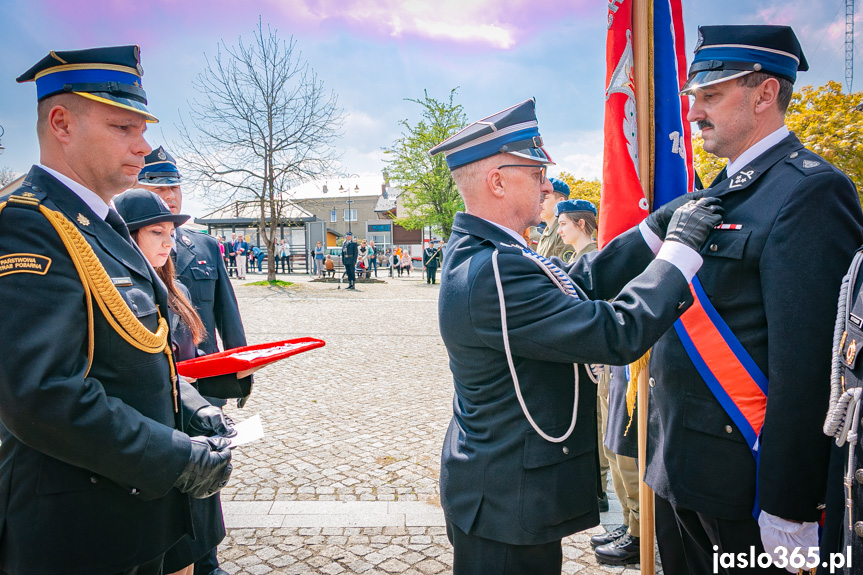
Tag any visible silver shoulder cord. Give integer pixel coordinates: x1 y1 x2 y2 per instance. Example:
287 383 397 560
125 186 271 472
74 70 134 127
491 249 579 443
824 250 863 446
823 251 863 532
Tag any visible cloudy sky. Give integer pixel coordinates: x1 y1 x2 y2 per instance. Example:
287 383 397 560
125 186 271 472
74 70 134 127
0 0 858 216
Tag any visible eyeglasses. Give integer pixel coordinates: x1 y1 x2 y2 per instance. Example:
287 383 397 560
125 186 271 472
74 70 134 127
497 164 547 184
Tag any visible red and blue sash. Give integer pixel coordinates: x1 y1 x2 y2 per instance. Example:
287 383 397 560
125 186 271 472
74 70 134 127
673 275 767 517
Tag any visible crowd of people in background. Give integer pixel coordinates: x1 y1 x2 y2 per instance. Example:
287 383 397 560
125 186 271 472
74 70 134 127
210 233 441 281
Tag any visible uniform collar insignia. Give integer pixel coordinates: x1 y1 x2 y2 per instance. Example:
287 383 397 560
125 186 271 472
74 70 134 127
76 213 90 226
727 168 759 190
181 234 192 246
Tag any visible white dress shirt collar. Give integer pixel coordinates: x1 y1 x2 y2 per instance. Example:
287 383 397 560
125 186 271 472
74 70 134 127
725 126 789 178
482 218 527 247
37 164 110 220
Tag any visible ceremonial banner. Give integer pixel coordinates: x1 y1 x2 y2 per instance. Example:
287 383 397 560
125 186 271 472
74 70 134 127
652 0 694 209
598 0 644 248
599 0 693 248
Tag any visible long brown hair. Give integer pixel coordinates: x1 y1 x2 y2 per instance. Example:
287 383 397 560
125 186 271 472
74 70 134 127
131 230 206 345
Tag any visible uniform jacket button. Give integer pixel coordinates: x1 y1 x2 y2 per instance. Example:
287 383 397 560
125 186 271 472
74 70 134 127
724 425 733 434
562 446 570 455
649 377 656 388
855 521 863 538
130 488 140 496
710 244 719 252
131 304 138 313
856 469 863 485
90 475 99 484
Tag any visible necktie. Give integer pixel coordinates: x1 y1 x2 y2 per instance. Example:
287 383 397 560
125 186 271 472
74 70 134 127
105 209 134 245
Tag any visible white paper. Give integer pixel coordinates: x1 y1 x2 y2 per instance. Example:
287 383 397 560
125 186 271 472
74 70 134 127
228 414 264 449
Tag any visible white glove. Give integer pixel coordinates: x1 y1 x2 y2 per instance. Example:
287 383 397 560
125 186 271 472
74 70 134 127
758 511 819 573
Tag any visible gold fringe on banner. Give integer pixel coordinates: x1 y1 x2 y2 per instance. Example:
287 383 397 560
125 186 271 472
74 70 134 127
623 349 650 435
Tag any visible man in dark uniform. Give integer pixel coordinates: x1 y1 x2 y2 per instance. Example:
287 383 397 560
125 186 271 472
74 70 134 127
644 26 863 574
342 231 358 289
0 46 233 575
137 147 251 404
137 147 250 575
430 98 723 574
423 239 442 284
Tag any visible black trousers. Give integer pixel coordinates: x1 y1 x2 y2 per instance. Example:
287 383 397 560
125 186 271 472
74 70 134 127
345 263 356 286
228 255 236 277
3 554 165 575
427 266 438 284
655 494 785 574
446 521 562 575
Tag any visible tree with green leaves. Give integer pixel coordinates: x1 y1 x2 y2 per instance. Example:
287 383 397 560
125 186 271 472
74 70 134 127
556 172 602 213
383 89 468 239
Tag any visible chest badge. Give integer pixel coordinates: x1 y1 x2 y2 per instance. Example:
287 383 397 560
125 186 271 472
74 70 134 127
76 214 90 226
847 339 858 364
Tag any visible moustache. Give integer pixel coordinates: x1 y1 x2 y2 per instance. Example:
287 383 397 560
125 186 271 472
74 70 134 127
697 121 714 131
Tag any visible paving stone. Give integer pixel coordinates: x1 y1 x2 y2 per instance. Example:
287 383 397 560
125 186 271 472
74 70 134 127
214 277 663 574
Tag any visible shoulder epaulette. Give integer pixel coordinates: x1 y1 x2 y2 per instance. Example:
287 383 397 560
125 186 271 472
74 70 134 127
786 149 833 175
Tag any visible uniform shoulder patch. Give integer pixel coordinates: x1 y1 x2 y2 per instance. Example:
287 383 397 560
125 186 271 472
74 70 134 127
0 253 52 277
788 150 832 175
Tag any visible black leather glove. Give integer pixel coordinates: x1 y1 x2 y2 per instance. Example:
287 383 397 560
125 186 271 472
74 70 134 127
174 436 233 499
645 190 706 239
187 405 237 438
664 197 723 252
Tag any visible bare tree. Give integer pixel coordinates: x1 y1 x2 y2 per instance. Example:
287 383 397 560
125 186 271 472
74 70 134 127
177 19 344 280
0 166 19 188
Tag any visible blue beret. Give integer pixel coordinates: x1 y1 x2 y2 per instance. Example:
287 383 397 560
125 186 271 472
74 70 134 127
548 177 570 198
682 25 808 93
555 199 597 218
16 46 157 122
139 146 181 186
429 99 554 170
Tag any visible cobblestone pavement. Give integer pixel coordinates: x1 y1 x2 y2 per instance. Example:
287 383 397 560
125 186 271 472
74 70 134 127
218 272 660 574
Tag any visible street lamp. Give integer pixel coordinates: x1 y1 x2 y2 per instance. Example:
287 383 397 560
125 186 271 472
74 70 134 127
339 183 360 234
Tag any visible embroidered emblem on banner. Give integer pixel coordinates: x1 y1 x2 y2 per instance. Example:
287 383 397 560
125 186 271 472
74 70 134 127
0 253 52 277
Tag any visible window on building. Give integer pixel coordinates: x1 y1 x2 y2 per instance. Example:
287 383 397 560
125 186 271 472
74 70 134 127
343 209 357 222
330 209 337 223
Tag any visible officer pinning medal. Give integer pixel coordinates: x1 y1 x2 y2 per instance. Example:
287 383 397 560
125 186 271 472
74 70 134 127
430 97 723 574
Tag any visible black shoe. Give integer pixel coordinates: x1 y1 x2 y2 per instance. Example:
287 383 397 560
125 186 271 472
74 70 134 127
590 524 626 548
595 533 640 566
346 286 355 290
598 492 609 512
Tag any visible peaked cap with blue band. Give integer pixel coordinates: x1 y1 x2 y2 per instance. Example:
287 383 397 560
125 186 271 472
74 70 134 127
139 146 181 186
681 25 808 94
548 177 570 198
16 45 158 123
554 199 597 218
428 99 553 170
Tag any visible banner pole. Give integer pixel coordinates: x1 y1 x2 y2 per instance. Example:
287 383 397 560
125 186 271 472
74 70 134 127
632 0 656 572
